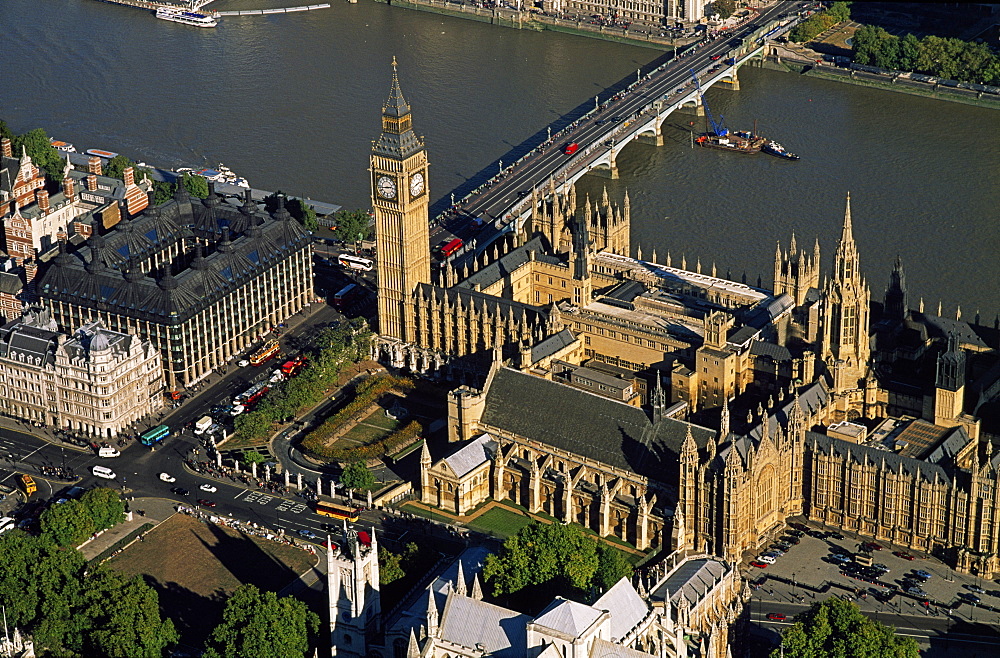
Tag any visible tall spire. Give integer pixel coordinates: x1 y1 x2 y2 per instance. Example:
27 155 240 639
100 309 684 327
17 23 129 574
841 191 853 245
383 55 411 118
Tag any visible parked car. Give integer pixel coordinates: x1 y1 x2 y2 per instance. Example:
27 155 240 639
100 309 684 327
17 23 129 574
873 563 889 573
199 483 217 493
788 529 805 537
808 530 826 538
966 584 986 595
828 532 845 540
961 592 981 604
893 551 915 560
749 561 769 569
829 554 851 563
861 542 883 551
906 586 928 597
789 523 808 531
914 570 932 580
781 536 801 545
159 473 176 483
758 555 776 564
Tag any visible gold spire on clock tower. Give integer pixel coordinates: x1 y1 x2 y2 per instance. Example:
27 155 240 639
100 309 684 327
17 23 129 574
371 57 431 342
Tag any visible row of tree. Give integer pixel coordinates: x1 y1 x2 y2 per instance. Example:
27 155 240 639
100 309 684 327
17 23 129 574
234 319 373 443
772 597 919 657
0 121 67 184
38 486 126 547
482 521 634 612
332 209 375 243
788 2 851 44
852 26 1000 85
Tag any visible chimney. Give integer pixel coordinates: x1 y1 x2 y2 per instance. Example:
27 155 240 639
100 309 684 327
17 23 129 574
37 189 50 214
87 173 98 191
88 156 102 176
63 175 75 201
1 137 11 158
123 166 134 186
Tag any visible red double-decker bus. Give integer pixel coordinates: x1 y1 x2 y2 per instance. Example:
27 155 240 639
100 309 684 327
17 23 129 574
436 238 463 259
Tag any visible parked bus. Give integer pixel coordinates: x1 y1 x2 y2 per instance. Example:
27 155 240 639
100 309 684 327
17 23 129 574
249 340 280 366
337 253 374 271
140 424 170 446
331 283 364 311
315 501 360 522
436 238 463 259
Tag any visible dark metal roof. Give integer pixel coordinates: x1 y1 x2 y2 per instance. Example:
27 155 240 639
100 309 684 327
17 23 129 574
480 368 715 479
807 431 953 484
37 190 310 325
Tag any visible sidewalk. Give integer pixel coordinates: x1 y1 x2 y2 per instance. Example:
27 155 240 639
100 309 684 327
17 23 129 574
77 496 179 561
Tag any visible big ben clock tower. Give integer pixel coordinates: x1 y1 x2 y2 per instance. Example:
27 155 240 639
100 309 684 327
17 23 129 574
371 57 431 342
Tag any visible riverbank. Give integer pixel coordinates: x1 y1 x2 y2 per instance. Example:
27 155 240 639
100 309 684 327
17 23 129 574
764 45 1000 110
373 0 676 50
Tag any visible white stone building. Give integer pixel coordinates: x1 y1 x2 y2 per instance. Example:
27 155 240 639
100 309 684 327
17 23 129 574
0 307 164 437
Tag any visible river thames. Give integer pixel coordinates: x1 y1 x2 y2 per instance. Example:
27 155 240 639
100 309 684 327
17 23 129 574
1 0 997 314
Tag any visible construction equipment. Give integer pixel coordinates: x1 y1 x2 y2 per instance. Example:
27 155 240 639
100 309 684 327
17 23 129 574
689 69 728 137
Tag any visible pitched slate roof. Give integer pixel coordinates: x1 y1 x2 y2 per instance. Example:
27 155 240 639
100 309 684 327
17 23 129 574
531 327 577 362
589 638 656 658
443 434 497 478
457 236 560 291
533 598 604 638
480 368 716 479
649 558 728 608
438 594 529 658
593 578 648 642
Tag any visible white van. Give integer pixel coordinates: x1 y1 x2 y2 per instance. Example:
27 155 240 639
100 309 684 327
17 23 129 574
0 516 15 534
91 465 117 480
98 447 120 458
757 554 776 564
194 415 213 435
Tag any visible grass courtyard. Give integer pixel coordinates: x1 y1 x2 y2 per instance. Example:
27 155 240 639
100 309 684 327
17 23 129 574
107 514 317 647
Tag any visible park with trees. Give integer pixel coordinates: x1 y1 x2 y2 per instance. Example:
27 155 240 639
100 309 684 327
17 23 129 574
852 27 1000 85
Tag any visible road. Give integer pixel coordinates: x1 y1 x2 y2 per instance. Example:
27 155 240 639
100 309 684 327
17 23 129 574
433 0 808 254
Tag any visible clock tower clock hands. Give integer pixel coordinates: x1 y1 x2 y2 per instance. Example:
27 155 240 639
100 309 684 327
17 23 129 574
371 57 431 342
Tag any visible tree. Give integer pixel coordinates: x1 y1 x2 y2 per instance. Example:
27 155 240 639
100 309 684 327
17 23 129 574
264 191 320 231
771 597 919 658
153 179 176 205
379 545 406 585
204 584 319 658
713 0 736 20
0 119 14 141
339 461 376 492
333 209 373 243
242 449 267 466
826 1 851 23
594 544 633 591
482 522 607 601
39 499 96 547
898 33 921 71
80 487 126 533
83 569 178 658
12 127 65 182
234 411 273 442
181 172 209 198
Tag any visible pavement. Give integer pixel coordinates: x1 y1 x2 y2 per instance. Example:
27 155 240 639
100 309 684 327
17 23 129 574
77 496 179 561
744 518 1000 655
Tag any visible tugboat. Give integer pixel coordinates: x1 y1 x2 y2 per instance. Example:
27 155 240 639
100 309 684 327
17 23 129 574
761 140 800 160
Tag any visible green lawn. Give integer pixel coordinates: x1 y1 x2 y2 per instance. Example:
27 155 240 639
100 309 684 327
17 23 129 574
467 507 535 539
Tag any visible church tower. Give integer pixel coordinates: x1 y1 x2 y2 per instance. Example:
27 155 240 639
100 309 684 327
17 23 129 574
328 526 381 657
820 193 871 399
372 57 431 342
934 332 966 427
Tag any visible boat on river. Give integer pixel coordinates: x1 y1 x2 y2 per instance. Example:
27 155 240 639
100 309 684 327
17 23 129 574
155 6 218 28
761 140 800 160
696 129 764 154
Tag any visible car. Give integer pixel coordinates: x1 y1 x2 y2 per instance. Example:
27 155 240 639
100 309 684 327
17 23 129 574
808 530 826 538
170 487 190 496
199 483 218 493
765 613 787 621
159 473 176 483
773 541 792 550
298 529 319 540
914 570 932 580
711 54 721 60
781 536 800 545
966 584 986 594
873 563 889 573
829 554 851 563
906 586 928 596
893 551 915 560
749 561 768 568
238 359 250 367
768 547 786 556
197 499 216 508
828 532 845 540
758 555 776 564
517 190 530 198
789 523 807 531
861 541 882 551
788 529 805 537
961 593 981 604
230 404 246 416
676 88 684 94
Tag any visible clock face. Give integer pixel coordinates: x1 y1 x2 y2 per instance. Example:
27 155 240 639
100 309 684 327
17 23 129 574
376 176 397 199
409 172 425 197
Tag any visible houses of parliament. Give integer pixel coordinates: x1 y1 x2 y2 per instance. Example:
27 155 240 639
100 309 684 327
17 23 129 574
363 62 1000 654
